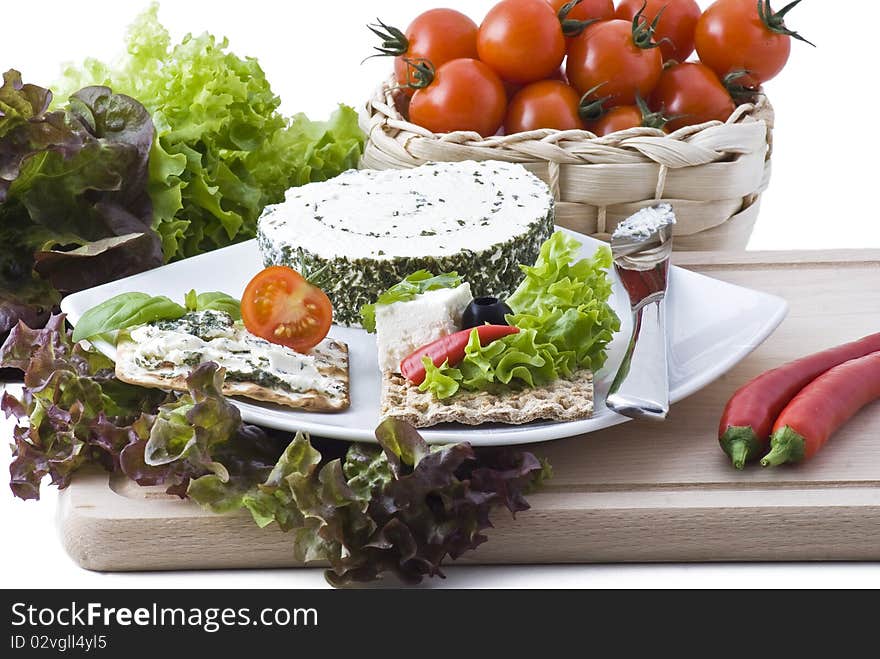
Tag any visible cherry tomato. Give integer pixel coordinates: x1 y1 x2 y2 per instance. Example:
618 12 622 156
409 59 507 137
369 10 478 97
695 0 813 87
616 0 702 63
566 19 664 106
241 266 333 353
505 80 584 133
586 106 643 136
504 66 567 100
548 0 615 48
649 62 736 132
478 0 566 84
548 0 615 23
586 96 670 136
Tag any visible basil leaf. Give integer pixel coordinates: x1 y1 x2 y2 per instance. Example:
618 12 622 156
193 292 241 320
72 293 186 343
184 289 199 312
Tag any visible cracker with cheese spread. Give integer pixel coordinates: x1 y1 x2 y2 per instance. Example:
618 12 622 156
114 310 350 412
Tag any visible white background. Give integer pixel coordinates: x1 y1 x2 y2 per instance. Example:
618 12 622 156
2 1 879 589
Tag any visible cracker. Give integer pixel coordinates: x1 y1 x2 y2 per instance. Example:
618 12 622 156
381 370 594 428
116 337 350 412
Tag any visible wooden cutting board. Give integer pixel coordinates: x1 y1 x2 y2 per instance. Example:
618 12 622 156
58 250 880 571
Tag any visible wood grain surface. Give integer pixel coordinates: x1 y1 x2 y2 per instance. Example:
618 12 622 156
59 251 880 571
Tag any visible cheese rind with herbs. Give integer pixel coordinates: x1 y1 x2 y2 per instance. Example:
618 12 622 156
256 161 555 326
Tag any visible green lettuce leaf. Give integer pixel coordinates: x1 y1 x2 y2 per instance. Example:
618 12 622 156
419 357 463 399
506 231 619 371
57 4 365 263
507 233 619 373
421 328 574 400
507 229 589 313
360 270 462 332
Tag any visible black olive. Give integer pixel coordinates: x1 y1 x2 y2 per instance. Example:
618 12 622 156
461 297 513 329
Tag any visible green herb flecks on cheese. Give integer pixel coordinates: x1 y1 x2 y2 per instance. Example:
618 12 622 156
120 310 348 403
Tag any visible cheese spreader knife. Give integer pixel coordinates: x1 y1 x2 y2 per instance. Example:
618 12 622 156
606 204 676 421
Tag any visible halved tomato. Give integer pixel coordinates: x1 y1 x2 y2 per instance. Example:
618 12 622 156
241 266 332 353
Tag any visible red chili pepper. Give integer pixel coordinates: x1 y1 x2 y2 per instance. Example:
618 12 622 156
761 351 880 467
400 325 520 386
719 332 880 469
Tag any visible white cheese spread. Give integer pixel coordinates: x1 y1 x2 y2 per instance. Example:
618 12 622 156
121 311 346 401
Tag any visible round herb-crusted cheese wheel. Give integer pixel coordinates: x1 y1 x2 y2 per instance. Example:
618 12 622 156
256 160 555 326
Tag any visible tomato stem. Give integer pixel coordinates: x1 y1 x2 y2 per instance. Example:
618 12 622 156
558 1 600 37
557 0 581 19
635 93 676 130
631 1 667 50
366 18 410 58
757 0 816 47
720 426 764 470
578 84 613 122
400 58 436 90
723 70 763 102
761 426 807 467
562 17 600 38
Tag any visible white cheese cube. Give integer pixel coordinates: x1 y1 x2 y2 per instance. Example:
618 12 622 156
375 283 473 374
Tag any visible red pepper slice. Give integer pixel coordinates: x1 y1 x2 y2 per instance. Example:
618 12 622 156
400 325 520 386
762 351 880 467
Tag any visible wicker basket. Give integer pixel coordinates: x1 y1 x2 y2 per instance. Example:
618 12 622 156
361 79 774 250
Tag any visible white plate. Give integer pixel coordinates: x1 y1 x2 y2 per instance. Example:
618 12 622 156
60 229 787 446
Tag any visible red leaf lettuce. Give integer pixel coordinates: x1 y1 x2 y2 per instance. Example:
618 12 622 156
0 70 161 342
2 315 550 586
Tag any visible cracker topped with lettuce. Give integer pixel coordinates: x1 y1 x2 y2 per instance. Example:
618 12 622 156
367 231 620 427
